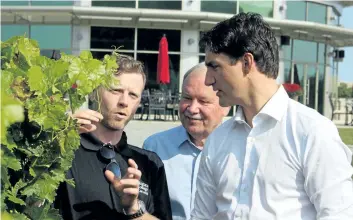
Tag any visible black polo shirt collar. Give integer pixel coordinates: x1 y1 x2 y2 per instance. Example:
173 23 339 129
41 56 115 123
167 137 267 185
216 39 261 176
80 132 133 157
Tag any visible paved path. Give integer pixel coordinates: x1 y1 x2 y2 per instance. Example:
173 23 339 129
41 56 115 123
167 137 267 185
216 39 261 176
125 119 181 147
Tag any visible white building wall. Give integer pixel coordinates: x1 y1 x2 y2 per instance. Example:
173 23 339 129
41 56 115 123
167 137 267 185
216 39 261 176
179 0 201 92
275 0 287 84
72 0 91 56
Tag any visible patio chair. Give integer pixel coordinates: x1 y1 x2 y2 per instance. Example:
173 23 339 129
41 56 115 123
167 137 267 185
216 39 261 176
147 92 167 120
166 93 180 121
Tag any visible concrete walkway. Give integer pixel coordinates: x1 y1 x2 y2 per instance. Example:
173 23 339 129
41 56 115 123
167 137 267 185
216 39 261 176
126 119 353 152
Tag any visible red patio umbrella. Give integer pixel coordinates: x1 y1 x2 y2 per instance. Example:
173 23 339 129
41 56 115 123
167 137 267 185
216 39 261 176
157 35 170 84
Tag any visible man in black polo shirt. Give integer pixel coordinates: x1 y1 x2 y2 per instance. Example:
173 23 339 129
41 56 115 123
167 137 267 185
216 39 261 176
55 55 172 220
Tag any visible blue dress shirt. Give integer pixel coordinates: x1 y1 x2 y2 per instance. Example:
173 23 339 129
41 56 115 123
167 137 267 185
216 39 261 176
143 125 202 220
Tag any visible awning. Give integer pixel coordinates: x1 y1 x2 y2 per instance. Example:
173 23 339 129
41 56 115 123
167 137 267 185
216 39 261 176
2 6 353 47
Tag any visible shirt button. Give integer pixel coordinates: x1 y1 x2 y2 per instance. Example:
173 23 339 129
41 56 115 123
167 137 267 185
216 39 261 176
241 184 247 192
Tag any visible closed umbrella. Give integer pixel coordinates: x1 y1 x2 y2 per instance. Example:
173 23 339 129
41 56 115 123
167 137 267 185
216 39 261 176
157 35 170 84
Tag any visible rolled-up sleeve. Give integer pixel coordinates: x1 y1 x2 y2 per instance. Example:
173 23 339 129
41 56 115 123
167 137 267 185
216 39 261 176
303 122 353 219
190 144 217 220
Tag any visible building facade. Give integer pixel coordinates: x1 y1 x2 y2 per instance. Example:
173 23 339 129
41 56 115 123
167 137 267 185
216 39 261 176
2 0 353 118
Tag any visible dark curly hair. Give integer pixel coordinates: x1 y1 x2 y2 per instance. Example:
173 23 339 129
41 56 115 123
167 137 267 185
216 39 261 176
200 12 279 79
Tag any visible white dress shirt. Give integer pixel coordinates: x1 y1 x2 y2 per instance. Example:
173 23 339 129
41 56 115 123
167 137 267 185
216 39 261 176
190 86 353 220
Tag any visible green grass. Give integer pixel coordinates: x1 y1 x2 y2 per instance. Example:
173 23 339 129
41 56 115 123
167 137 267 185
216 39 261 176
338 128 353 145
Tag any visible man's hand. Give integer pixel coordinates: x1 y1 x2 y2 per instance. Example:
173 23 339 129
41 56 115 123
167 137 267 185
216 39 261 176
105 159 142 214
72 109 103 134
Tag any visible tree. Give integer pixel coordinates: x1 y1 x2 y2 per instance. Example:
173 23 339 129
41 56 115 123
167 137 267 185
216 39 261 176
1 36 119 219
338 83 353 98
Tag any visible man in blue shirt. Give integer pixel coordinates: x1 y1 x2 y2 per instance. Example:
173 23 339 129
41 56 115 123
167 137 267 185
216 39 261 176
143 63 230 220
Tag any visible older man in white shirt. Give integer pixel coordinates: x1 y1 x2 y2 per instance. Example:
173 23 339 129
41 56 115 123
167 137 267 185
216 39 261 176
190 12 353 220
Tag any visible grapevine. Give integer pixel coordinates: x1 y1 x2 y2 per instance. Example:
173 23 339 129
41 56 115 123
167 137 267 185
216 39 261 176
1 36 119 219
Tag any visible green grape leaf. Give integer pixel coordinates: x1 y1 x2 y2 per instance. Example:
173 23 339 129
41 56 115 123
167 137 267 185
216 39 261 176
79 50 93 61
5 211 31 220
1 90 24 141
1 36 120 219
28 66 46 93
1 166 10 187
1 149 21 171
22 177 58 203
17 37 40 67
50 61 69 80
6 193 26 206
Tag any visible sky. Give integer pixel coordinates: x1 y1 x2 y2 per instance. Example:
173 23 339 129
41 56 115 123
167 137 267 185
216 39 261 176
340 6 353 83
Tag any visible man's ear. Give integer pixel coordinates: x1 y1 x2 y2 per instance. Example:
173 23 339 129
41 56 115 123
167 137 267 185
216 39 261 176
242 53 254 75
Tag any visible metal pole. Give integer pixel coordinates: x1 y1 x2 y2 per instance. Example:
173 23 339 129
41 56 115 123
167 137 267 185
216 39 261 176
345 102 349 125
315 65 319 111
303 64 307 105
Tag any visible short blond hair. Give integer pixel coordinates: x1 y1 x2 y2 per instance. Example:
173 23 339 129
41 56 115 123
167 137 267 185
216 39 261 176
115 54 146 86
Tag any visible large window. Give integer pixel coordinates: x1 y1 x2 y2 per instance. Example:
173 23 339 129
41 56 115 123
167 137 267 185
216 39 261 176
307 2 327 24
92 1 135 8
137 54 180 92
30 1 73 6
91 27 135 50
201 0 237 14
286 1 306 21
1 24 71 55
1 25 29 41
138 0 181 10
137 29 181 52
239 0 273 17
287 1 328 24
292 40 317 63
90 27 182 92
1 0 28 5
1 0 73 5
31 25 71 50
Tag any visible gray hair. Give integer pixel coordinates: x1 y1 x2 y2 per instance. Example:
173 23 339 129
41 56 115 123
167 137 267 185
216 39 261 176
182 62 206 83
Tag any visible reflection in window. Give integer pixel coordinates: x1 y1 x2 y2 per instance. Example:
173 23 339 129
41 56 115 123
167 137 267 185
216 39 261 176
31 25 71 50
286 1 306 21
292 40 317 63
1 25 29 41
137 29 181 52
282 42 292 61
31 1 73 6
91 27 135 50
239 1 273 17
139 0 181 10
200 0 237 14
92 0 135 8
284 61 292 83
137 53 180 93
318 65 325 114
307 2 327 24
318 43 326 64
199 31 206 53
1 0 28 5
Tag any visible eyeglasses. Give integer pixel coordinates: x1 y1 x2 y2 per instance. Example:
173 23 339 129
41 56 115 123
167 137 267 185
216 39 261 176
99 142 122 179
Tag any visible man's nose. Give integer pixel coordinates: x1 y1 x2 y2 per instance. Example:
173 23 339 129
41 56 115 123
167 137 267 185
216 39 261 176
118 93 128 107
205 70 215 86
187 100 200 114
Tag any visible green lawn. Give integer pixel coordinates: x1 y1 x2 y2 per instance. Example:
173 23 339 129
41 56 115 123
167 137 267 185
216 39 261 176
338 128 353 145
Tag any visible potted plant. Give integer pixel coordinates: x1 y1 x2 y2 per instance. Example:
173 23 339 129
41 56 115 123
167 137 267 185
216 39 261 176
283 83 303 101
1 36 119 219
